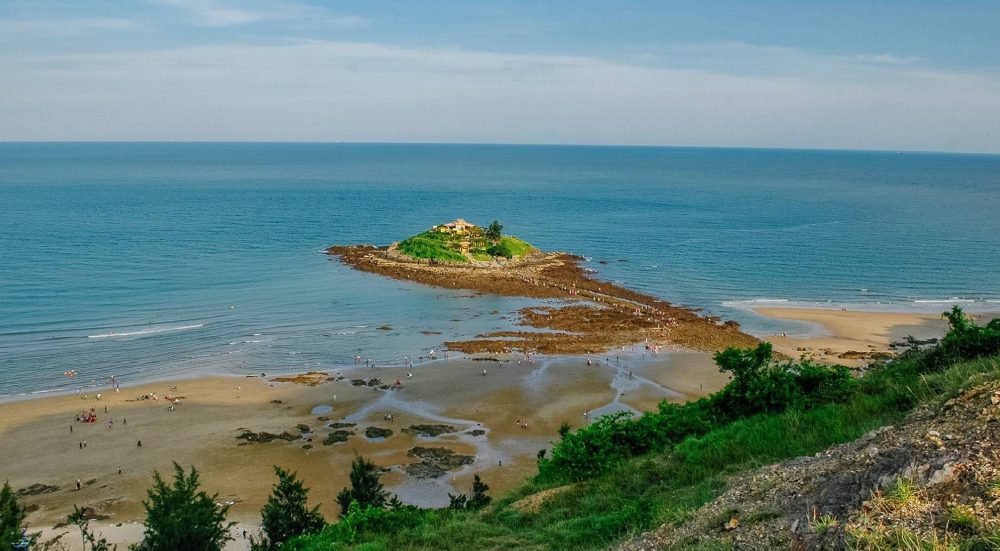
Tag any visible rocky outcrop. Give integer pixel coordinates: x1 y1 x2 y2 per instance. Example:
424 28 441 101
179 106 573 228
620 382 1000 550
402 424 456 437
404 447 475 478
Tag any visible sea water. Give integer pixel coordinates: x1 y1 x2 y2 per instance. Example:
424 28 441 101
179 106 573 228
1 143 998 397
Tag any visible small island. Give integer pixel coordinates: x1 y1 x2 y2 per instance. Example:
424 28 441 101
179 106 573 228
327 219 759 355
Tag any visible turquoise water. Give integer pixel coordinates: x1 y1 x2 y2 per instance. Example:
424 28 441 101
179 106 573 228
1 143 998 397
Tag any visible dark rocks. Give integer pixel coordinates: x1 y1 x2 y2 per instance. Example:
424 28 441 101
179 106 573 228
323 430 354 445
402 424 456 437
328 422 356 429
296 424 311 433
378 325 393 331
16 483 60 497
350 378 382 387
365 427 393 439
467 429 487 437
236 430 298 444
404 446 475 478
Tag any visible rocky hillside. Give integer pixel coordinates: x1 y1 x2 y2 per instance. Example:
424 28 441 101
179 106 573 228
620 377 1000 550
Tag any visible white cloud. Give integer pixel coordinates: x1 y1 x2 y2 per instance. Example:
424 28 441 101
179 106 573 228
147 0 365 28
0 40 997 152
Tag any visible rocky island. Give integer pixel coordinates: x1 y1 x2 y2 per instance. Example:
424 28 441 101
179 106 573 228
327 218 759 355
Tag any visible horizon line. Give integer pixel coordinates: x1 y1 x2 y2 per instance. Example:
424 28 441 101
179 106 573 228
1 140 998 157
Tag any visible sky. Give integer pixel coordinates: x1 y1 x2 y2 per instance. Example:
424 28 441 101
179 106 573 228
1 1 999 152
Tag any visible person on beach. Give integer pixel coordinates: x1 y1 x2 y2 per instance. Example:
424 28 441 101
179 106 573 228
482 369 487 376
137 440 142 448
76 479 81 491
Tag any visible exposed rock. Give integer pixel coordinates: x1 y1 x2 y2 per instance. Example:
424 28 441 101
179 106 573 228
328 422 356 429
323 430 354 445
270 371 335 386
619 381 1000 550
468 429 487 437
404 446 474 478
409 446 474 469
296 424 311 433
16 483 60 497
402 424 456 437
236 430 298 444
326 245 760 355
365 426 393 439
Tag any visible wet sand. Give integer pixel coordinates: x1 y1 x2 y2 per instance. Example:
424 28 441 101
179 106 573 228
1 352 722 550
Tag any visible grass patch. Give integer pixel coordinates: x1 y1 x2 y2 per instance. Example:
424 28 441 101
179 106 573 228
397 231 469 263
396 229 535 262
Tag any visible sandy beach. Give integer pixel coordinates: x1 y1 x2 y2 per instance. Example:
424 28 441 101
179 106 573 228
1 351 721 550
751 307 997 367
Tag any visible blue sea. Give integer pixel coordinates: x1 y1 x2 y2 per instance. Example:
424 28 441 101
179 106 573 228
2 143 998 398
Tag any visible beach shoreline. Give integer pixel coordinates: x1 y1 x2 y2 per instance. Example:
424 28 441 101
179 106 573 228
5 304 995 549
1 348 721 550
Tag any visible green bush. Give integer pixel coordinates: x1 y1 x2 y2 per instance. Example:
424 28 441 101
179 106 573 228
919 306 1000 370
539 343 854 482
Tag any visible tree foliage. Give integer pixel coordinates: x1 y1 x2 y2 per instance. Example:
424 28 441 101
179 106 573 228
336 457 388 518
485 220 503 243
135 463 233 551
69 506 114 551
255 467 324 550
446 475 491 511
0 481 27 550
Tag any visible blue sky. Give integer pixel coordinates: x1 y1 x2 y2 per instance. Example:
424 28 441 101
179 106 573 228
1 1 999 152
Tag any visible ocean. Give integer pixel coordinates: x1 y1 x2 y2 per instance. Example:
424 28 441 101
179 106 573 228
1 143 998 397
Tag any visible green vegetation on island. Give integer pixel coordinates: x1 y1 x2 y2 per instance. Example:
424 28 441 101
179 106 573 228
396 219 536 263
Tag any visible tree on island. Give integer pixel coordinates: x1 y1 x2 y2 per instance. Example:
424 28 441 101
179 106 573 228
254 467 325 550
336 456 389 517
0 481 27 550
486 220 503 243
134 463 234 551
